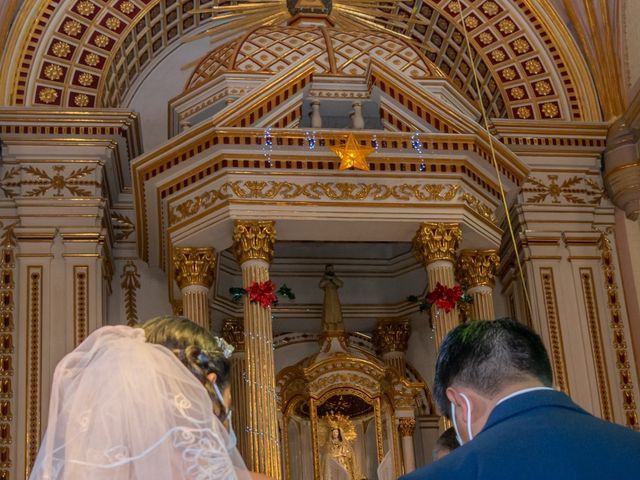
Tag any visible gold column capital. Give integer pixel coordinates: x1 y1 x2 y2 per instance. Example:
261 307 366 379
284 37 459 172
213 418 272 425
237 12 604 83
456 249 500 287
412 223 462 265
398 417 416 437
221 317 245 352
373 318 411 354
232 220 276 264
173 247 216 289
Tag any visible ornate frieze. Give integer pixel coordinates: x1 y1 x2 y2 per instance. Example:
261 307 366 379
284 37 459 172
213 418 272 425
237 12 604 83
232 221 276 265
522 174 605 205
173 247 216 289
120 261 141 326
373 318 411 355
0 165 100 199
412 223 462 265
540 268 569 394
456 249 500 287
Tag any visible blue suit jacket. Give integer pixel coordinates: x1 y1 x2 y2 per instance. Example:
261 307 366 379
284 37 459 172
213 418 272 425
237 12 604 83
402 389 640 480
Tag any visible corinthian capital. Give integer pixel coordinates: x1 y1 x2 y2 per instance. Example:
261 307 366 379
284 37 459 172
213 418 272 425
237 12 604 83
232 220 276 264
398 417 416 437
173 247 216 289
373 318 410 354
221 318 245 352
456 249 500 287
412 223 462 265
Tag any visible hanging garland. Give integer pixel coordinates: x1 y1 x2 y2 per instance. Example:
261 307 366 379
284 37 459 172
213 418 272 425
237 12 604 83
230 280 295 309
408 282 472 314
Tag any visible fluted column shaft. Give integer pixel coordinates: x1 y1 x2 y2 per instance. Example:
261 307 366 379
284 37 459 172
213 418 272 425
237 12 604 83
398 418 416 474
457 249 500 321
426 260 458 348
221 318 247 458
233 221 281 479
173 247 216 329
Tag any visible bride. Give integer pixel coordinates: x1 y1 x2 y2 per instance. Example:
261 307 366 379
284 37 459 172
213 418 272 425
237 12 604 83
29 316 268 479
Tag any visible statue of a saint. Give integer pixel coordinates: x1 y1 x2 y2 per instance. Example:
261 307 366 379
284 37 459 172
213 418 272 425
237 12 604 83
319 414 360 480
320 264 345 333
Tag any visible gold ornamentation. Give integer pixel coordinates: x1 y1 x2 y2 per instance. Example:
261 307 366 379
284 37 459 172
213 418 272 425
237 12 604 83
464 16 479 29
43 64 64 81
84 52 100 66
221 318 245 352
26 267 42 477
540 268 568 393
579 268 612 421
73 266 88 346
331 134 374 171
398 417 416 437
169 180 460 226
120 261 141 326
447 1 462 14
173 247 216 289
512 38 531 54
498 19 516 35
501 67 516 80
106 16 121 30
523 175 604 205
63 20 83 37
478 32 494 45
73 93 90 107
52 41 71 58
76 1 96 16
78 72 94 87
232 220 276 264
541 102 559 118
456 249 500 287
119 1 135 14
524 59 542 74
482 1 499 16
491 49 506 62
20 165 98 197
373 318 410 355
112 212 135 240
462 192 498 225
510 86 525 100
412 223 462 265
516 106 531 119
597 232 639 428
94 34 110 48
38 87 58 104
534 80 552 96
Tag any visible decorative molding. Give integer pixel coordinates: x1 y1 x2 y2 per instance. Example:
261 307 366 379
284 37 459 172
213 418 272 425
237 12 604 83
169 180 461 226
523 174 605 205
597 232 639 429
539 268 569 393
73 266 89 346
112 212 135 241
232 221 276 265
26 267 42 477
398 417 416 437
120 261 140 326
173 247 216 289
579 268 613 421
0 165 100 199
462 192 499 225
412 222 462 265
456 249 500 287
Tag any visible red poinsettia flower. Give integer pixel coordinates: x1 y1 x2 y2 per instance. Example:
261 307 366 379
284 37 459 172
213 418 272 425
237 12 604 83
426 283 463 313
247 280 278 309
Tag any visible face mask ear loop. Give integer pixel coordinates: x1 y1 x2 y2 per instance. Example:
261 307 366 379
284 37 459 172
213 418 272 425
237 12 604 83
460 393 474 441
212 381 229 419
450 401 465 446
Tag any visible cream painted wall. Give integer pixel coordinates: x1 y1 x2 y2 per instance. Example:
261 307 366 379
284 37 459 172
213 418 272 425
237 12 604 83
624 0 640 92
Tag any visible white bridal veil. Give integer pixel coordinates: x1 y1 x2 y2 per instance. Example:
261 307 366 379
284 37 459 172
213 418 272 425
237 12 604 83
29 325 251 480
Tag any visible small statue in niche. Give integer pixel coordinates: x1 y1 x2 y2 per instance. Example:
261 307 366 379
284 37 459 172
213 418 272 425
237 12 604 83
319 264 345 333
319 413 361 480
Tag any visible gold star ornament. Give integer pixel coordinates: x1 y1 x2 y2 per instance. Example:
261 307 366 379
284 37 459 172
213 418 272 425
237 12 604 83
331 134 374 171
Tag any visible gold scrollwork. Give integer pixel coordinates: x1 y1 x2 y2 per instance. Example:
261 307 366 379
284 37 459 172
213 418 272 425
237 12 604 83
173 247 216 289
373 318 411 355
232 220 276 264
523 174 605 205
540 268 569 393
397 417 416 437
456 249 500 287
73 266 89 346
412 222 462 265
462 192 498 225
120 261 141 326
26 267 43 477
1 165 100 198
221 318 245 352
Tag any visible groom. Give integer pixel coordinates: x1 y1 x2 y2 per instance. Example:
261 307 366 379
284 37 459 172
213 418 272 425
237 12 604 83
402 319 640 480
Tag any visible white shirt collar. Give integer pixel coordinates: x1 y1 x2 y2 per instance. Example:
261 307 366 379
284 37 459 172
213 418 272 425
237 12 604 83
495 386 554 406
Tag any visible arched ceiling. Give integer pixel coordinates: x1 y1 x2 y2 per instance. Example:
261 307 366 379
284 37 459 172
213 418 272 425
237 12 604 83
0 0 601 121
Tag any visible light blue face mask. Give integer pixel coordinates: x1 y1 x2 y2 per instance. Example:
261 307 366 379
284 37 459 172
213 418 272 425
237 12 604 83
213 382 237 450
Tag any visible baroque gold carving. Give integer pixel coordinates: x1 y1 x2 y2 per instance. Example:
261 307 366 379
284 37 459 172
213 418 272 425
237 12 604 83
462 192 498 225
73 266 89 346
112 212 135 241
26 267 42 477
412 223 462 265
398 417 416 437
540 268 568 393
169 181 460 226
173 247 216 289
0 165 99 198
232 221 276 264
120 261 141 326
598 232 639 428
456 249 500 287
222 318 245 352
523 174 604 205
373 318 410 354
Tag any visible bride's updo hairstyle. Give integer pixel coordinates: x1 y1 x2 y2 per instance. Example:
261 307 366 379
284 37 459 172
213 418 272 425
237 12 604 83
142 316 233 413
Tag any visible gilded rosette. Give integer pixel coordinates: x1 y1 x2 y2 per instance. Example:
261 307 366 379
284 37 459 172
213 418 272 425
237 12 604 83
173 247 216 288
232 220 276 264
221 317 245 352
373 318 410 354
412 223 462 265
456 249 500 287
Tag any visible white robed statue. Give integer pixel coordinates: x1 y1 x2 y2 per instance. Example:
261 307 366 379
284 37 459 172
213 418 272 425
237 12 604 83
319 413 363 480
